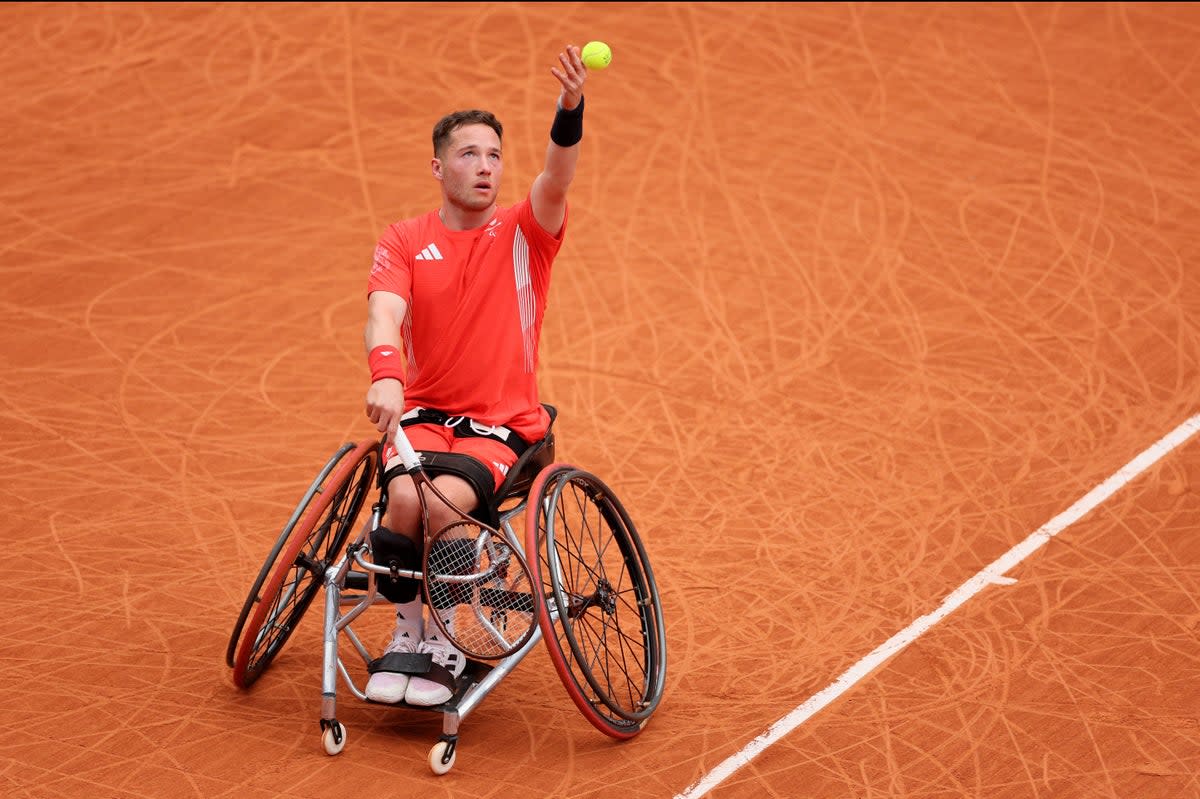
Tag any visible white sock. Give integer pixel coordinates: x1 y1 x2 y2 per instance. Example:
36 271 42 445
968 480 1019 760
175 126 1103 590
427 607 455 641
393 599 423 640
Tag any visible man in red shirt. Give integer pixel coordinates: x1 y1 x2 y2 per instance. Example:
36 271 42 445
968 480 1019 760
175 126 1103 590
361 45 591 706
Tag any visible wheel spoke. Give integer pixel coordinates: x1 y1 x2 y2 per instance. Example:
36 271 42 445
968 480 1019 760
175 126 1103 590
527 465 665 736
231 441 378 688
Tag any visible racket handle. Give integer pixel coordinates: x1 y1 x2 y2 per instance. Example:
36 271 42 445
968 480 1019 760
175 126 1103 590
389 427 423 471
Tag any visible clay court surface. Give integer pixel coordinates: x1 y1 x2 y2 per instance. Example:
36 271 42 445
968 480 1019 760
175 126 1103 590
3 3 1199 797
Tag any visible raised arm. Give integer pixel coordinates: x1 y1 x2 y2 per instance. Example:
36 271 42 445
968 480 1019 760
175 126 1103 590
364 289 409 440
530 44 589 237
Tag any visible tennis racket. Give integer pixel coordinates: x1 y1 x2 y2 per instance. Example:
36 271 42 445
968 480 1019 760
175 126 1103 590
388 429 538 660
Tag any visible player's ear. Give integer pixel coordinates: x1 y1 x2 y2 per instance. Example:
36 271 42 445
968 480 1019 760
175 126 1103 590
431 157 443 181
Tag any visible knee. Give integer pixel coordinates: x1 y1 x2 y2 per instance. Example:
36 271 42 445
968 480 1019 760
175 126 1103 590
426 503 459 535
384 483 422 537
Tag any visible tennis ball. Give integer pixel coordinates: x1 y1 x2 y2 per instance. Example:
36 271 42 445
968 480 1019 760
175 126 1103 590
581 41 612 70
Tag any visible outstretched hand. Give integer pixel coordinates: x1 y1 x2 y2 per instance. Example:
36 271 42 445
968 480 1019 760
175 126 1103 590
551 44 587 111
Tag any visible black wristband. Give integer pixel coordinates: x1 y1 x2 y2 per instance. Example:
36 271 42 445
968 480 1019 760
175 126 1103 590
550 96 585 147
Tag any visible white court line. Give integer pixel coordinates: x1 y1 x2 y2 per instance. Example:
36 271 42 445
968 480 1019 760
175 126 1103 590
675 413 1200 799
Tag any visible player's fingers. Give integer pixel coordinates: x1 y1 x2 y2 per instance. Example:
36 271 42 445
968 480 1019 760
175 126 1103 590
550 70 579 99
553 68 583 96
570 48 584 70
559 48 582 77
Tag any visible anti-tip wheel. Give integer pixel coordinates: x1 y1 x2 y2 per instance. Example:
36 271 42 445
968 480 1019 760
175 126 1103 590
429 740 456 775
321 721 346 756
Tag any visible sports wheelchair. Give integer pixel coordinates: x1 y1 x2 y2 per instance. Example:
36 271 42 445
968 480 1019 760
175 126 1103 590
225 406 666 774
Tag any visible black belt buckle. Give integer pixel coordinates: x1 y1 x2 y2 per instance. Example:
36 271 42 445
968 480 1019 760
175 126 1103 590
419 408 450 425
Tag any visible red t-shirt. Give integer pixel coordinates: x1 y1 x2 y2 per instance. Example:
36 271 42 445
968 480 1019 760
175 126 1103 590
367 196 565 443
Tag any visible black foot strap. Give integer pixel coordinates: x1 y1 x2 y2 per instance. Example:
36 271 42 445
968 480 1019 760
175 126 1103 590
367 651 433 675
413 661 458 693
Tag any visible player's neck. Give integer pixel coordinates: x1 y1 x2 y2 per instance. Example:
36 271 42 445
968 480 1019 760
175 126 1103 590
438 204 495 232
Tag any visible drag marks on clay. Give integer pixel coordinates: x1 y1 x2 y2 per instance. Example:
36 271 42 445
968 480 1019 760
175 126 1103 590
3 3 1200 798
676 415 1200 798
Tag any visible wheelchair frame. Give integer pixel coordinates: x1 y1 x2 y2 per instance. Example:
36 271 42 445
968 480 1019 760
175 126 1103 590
226 408 666 774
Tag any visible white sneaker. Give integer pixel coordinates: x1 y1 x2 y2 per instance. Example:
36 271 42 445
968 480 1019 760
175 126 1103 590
364 627 419 703
404 633 466 706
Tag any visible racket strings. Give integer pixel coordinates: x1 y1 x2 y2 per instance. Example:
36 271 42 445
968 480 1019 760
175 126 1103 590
425 521 537 659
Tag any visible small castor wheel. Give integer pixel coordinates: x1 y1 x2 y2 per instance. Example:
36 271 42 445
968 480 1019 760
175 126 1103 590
320 719 346 756
428 737 457 775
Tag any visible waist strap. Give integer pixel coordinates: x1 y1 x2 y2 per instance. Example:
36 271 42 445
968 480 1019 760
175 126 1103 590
400 407 528 458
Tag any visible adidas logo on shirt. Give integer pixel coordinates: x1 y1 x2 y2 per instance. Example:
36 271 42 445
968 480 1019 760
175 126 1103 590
415 243 444 261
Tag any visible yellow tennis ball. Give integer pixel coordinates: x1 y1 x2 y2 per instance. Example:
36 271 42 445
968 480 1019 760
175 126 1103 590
581 41 612 70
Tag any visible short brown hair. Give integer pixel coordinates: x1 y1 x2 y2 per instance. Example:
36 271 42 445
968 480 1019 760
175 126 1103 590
432 110 503 157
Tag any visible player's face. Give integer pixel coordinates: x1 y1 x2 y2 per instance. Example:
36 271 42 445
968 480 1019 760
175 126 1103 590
434 124 503 213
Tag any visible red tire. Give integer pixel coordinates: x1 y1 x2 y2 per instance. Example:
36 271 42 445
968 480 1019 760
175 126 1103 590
525 463 666 739
231 439 378 688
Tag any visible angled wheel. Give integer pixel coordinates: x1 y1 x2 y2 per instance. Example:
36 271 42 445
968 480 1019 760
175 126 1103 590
226 442 357 668
525 464 666 739
230 439 379 688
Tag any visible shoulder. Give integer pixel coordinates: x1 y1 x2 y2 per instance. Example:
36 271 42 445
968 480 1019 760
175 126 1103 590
498 196 546 231
387 210 438 237
378 210 441 252
504 194 566 247
496 198 530 220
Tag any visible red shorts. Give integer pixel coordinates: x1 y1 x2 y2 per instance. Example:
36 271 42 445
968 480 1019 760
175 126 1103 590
382 423 519 490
